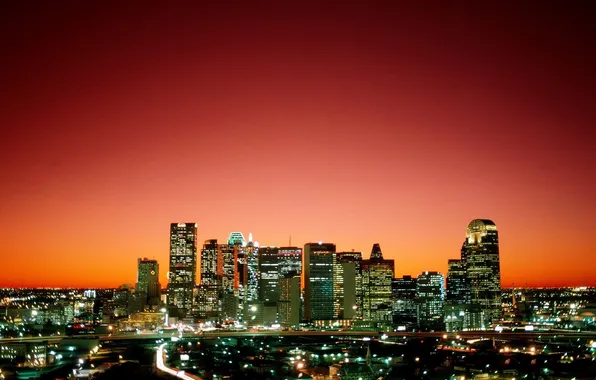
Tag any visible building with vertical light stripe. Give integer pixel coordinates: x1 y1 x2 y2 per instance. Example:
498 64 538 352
304 242 336 321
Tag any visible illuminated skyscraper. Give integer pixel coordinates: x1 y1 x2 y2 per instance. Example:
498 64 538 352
304 242 336 321
392 275 417 326
218 241 237 320
136 258 161 308
416 271 445 330
243 235 260 322
335 251 362 319
259 247 280 303
362 244 394 322
167 222 198 315
200 239 218 286
446 259 468 305
462 219 502 322
278 274 301 327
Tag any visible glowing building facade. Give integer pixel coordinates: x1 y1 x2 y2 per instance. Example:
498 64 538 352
304 242 336 321
362 244 394 322
136 258 161 308
462 219 502 322
167 222 198 315
416 271 445 330
200 239 218 286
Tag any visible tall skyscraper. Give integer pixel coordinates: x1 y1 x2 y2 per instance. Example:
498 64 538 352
218 241 237 320
392 275 417 326
167 222 198 315
446 259 468 305
362 244 394 322
259 247 280 303
304 242 336 321
462 219 502 322
136 258 161 308
416 271 445 330
278 274 301 327
200 239 218 286
245 234 260 307
335 251 363 319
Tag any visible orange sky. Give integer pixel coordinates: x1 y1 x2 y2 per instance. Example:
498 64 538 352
1 2 594 288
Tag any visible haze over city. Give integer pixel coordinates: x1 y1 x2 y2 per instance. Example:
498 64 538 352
1 2 595 288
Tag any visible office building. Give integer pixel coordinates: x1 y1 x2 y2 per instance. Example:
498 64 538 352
200 239 218 286
335 251 362 319
135 258 161 308
362 244 394 322
446 259 468 305
167 222 198 315
278 274 301 327
259 246 280 303
304 242 336 321
392 275 417 327
462 219 502 322
416 271 445 330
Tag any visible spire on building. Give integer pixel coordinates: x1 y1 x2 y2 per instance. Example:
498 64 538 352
370 243 383 260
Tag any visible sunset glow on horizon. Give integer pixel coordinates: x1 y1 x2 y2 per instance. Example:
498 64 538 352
1 2 594 288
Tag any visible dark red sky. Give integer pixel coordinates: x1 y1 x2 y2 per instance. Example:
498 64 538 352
1 2 594 288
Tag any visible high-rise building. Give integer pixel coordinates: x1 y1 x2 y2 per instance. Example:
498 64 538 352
278 274 301 327
218 243 235 292
244 234 260 310
446 259 468 305
167 223 198 315
304 242 336 321
335 251 362 319
218 242 237 320
462 219 502 323
392 275 417 327
362 244 394 322
259 247 280 303
416 271 445 330
200 239 218 286
136 258 161 308
259 246 302 314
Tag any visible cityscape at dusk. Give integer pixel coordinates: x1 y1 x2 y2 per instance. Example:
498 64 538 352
1 2 596 379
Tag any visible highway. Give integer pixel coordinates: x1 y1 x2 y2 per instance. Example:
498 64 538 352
2 329 596 345
156 342 202 380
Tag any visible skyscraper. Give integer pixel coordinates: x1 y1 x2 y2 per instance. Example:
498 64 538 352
167 222 198 315
218 241 237 320
259 247 280 303
304 242 336 321
335 251 363 319
278 274 301 327
200 239 218 286
446 259 468 305
462 219 502 323
362 244 394 322
136 258 161 308
392 275 417 326
416 271 445 331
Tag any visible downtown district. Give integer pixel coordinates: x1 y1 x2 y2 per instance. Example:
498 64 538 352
2 219 596 379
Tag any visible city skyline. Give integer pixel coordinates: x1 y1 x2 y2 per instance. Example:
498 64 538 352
2 2 595 288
